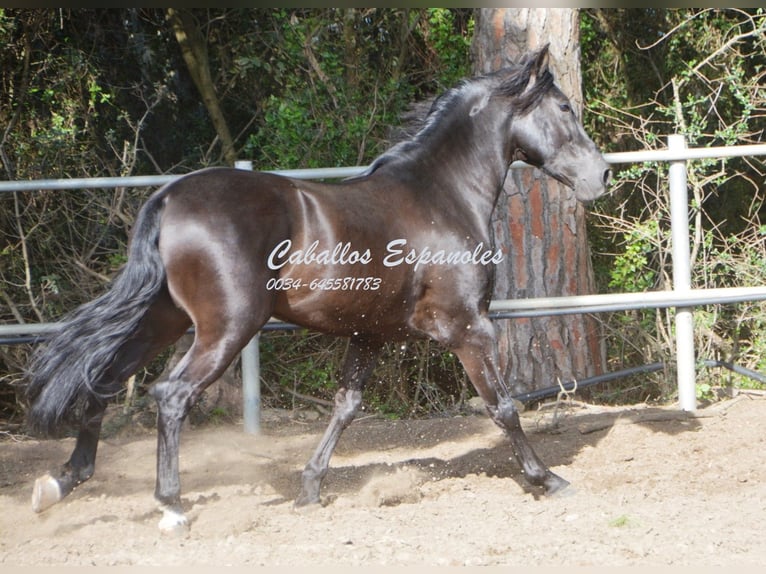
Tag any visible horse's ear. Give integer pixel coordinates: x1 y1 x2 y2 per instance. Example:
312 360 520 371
525 43 551 89
497 43 552 97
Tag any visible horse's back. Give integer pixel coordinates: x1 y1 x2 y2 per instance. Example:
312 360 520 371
161 167 298 214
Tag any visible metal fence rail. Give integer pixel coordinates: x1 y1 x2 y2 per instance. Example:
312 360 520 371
3 140 766 432
0 167 367 194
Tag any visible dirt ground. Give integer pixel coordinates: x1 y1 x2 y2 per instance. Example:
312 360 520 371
1 392 765 567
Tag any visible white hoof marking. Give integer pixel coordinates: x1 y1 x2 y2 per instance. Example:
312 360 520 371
158 506 189 535
32 473 62 513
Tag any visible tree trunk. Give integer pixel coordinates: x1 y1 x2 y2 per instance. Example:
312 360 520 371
471 8 605 396
166 8 237 165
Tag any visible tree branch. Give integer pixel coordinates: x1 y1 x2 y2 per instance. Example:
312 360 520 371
166 8 237 165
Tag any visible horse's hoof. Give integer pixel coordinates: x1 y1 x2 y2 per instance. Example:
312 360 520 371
551 484 577 498
293 492 321 510
543 472 571 497
32 473 62 513
158 506 190 536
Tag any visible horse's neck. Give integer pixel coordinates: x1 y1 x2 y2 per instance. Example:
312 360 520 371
370 152 505 241
411 137 507 216
369 101 511 229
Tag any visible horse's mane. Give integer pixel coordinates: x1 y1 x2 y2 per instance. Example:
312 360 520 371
355 60 555 179
356 79 493 177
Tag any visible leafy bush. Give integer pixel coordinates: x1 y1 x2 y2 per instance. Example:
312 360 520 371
582 8 766 403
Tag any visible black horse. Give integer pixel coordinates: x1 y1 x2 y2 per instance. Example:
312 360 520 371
26 45 610 533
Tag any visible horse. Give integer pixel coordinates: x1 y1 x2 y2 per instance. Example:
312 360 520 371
25 45 611 533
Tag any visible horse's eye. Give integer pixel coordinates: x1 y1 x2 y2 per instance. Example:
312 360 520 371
559 103 571 113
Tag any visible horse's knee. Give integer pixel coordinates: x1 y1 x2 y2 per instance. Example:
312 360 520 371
334 388 363 427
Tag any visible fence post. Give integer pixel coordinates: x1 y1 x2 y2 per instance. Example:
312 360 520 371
668 135 697 411
234 160 262 434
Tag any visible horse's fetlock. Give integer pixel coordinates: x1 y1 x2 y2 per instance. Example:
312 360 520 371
69 463 95 484
158 504 190 535
487 400 529 442
81 466 95 483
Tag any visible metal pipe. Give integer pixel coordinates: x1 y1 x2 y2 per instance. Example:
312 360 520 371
515 359 766 404
5 285 766 338
701 359 766 385
0 321 301 346
4 142 766 194
240 335 261 435
668 135 697 412
233 160 261 435
602 142 766 164
488 286 766 315
0 167 369 193
513 362 667 404
0 174 178 192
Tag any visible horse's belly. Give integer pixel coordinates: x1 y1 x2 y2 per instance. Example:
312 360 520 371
272 285 413 339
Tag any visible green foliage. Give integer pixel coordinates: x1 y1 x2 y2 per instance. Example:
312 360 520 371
609 514 632 528
608 219 659 293
243 8 473 170
425 8 474 87
696 381 713 401
582 8 766 403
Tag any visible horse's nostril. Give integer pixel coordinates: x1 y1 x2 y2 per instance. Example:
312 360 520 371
603 169 612 186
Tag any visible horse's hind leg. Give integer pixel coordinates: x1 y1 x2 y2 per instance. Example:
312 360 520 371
148 317 265 533
295 336 382 507
32 289 190 513
32 399 107 512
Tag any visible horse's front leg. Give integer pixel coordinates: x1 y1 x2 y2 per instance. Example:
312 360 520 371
295 336 382 507
451 318 569 495
487 396 570 495
32 400 106 512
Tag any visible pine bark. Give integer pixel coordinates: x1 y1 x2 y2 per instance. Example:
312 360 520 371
472 8 605 396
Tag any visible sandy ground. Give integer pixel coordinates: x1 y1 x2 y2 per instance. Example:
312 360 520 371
1 393 765 567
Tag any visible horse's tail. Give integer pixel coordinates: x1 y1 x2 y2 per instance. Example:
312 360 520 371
26 188 169 435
